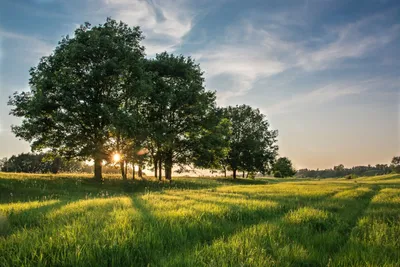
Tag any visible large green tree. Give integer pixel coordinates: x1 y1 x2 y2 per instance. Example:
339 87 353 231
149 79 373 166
391 156 400 173
189 109 231 171
145 52 218 180
272 157 296 178
9 18 145 181
223 105 278 179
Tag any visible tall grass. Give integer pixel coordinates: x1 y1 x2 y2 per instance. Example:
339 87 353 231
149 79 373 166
0 173 399 266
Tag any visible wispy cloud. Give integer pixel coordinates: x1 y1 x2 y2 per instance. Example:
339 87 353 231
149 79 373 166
265 78 400 115
194 22 293 104
193 13 400 104
100 0 201 56
0 29 54 60
297 16 400 70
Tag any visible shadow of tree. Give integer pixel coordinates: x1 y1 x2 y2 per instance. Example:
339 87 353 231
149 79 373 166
1 176 398 266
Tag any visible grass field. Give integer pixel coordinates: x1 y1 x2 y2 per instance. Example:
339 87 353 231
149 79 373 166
0 172 399 266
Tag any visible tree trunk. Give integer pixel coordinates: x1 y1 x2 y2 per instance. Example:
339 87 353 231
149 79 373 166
154 157 158 178
242 171 245 178
132 163 135 180
224 169 227 178
165 150 173 181
233 169 237 179
158 159 162 181
138 165 143 178
94 157 103 181
120 161 126 180
124 161 128 179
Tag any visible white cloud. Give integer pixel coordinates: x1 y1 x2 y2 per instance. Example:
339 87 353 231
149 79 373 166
101 0 197 56
297 18 400 70
193 13 399 104
194 23 293 104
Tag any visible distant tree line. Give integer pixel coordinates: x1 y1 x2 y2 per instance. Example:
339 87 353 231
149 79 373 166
7 18 279 181
0 153 129 174
0 153 81 173
295 157 400 178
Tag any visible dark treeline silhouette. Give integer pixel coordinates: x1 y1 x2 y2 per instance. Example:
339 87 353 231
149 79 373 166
0 153 128 174
296 157 400 178
0 153 81 173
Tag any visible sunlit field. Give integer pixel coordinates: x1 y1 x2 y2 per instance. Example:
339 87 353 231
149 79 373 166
0 173 399 266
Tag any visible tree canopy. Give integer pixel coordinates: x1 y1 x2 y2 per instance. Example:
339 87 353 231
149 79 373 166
9 18 279 181
9 18 146 180
272 157 296 178
222 105 278 179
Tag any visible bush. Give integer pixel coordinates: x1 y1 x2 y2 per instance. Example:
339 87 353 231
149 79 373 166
247 172 256 179
345 174 358 179
274 171 283 178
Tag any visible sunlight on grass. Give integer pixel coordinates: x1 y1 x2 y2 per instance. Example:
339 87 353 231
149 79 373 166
49 197 133 218
285 207 329 224
0 172 399 266
332 187 372 199
332 187 400 266
0 200 60 215
371 188 400 204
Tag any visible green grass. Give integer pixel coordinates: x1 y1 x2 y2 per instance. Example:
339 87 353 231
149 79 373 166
0 172 399 266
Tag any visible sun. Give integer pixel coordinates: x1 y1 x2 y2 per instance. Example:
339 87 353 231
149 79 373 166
113 153 121 162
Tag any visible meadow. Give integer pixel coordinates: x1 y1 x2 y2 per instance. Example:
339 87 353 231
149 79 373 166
0 172 399 266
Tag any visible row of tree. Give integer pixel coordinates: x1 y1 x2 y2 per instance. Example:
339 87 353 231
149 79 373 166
295 157 400 178
0 154 81 173
8 18 279 181
0 153 297 179
0 153 130 174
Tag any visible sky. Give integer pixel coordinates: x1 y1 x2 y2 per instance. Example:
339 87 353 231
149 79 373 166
0 0 399 169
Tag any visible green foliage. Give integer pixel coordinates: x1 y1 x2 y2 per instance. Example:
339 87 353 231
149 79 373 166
8 19 278 182
8 18 146 180
0 173 399 266
391 156 400 173
190 115 231 170
0 153 82 173
222 105 278 178
297 163 394 178
144 52 219 180
391 156 400 166
345 174 358 180
273 157 296 177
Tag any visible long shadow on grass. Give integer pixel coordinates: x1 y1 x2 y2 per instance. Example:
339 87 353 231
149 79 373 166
0 177 251 204
128 193 291 266
135 188 342 266
2 199 70 237
164 185 378 266
276 185 379 266
0 198 139 266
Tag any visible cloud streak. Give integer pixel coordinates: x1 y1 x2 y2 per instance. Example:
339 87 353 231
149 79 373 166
101 0 199 56
193 13 400 104
265 77 400 115
0 29 54 60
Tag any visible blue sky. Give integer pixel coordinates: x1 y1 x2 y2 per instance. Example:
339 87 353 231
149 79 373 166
0 0 399 169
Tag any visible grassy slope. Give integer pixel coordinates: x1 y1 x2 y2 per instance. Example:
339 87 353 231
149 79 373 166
0 173 399 266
